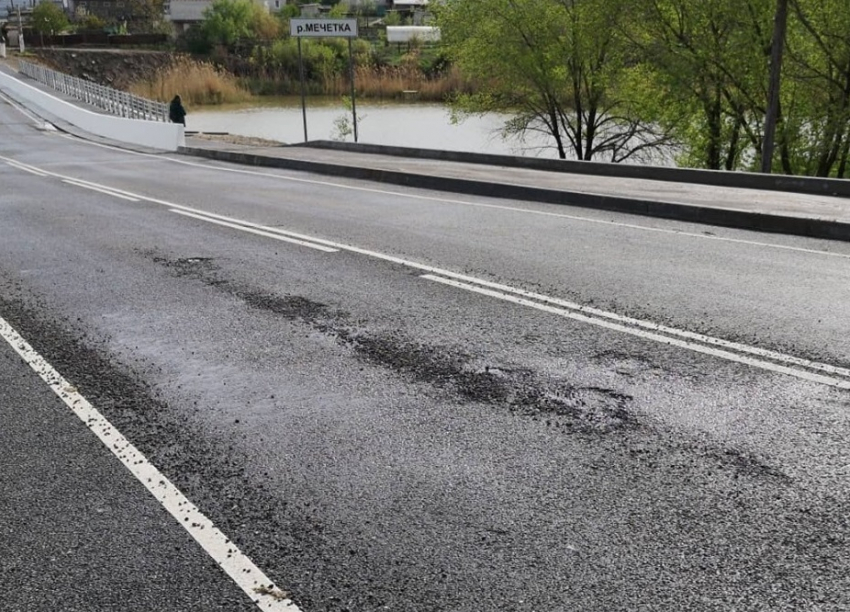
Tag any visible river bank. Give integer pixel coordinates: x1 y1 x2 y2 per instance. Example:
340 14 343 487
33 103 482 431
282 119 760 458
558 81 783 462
188 99 559 158
29 48 459 106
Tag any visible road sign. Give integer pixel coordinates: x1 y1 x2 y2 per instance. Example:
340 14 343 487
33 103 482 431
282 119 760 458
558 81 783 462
290 18 359 38
290 18 361 144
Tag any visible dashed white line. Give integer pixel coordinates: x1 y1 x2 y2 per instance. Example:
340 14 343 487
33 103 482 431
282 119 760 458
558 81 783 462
0 315 301 612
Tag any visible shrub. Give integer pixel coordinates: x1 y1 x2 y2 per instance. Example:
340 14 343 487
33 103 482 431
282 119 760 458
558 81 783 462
127 56 250 105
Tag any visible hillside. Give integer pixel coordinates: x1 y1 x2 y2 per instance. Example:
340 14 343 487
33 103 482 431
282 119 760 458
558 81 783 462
31 49 176 91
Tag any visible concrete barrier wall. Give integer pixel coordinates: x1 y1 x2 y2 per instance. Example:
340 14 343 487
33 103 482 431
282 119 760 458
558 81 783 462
0 71 184 151
306 140 850 199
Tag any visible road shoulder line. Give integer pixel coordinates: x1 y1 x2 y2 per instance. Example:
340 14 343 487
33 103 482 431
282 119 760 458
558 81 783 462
0 315 300 612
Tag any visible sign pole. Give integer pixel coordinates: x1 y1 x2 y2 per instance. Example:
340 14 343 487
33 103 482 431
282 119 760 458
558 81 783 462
297 37 308 143
291 18 359 144
348 38 358 143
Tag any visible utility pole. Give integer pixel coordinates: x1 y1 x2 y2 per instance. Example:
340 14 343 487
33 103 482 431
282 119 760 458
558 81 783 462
761 0 788 173
17 4 25 53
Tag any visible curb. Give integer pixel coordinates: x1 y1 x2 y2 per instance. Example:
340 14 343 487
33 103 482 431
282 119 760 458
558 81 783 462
180 146 850 242
303 140 850 199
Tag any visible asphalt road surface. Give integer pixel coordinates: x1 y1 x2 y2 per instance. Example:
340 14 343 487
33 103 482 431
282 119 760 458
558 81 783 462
1 95 849 612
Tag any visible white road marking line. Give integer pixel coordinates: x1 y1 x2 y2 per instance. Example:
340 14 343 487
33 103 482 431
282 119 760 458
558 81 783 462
420 274 850 390
171 209 338 252
2 151 848 387
55 134 850 260
5 160 48 177
422 272 850 380
157 215 850 386
0 315 300 612
50 174 849 386
62 178 140 201
1 152 337 252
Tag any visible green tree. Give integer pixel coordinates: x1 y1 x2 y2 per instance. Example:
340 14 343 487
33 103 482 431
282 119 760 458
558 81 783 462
200 0 278 51
630 0 850 176
75 14 107 32
783 0 850 176
328 3 348 18
31 1 70 37
384 10 402 26
125 0 170 34
629 0 776 170
277 3 301 20
436 0 673 161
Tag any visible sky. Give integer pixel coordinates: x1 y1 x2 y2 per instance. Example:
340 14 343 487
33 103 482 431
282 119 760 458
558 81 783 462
1 0 16 20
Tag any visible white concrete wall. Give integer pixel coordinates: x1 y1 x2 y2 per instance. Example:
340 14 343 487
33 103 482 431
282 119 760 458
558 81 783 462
0 70 184 151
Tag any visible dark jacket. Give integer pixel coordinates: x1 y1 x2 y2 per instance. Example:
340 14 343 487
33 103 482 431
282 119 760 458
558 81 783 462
169 96 186 126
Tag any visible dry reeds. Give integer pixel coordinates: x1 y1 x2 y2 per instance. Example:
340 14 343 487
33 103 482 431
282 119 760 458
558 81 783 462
128 52 472 104
322 64 471 102
127 56 251 106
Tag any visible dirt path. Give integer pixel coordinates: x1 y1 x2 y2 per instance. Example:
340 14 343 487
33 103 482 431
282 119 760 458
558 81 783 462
188 132 286 147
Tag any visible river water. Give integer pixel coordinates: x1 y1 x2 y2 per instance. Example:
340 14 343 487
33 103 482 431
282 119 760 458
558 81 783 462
188 97 562 158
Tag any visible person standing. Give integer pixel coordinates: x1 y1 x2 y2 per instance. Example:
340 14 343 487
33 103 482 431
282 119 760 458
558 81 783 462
169 94 187 126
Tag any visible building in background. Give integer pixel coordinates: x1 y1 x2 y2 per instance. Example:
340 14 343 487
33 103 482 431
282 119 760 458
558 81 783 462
166 0 280 33
2 0 32 46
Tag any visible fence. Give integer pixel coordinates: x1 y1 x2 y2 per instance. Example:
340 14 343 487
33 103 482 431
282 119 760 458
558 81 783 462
18 60 169 122
28 33 170 47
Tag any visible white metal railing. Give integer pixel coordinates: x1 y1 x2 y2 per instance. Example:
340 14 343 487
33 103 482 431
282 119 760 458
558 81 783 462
18 60 169 122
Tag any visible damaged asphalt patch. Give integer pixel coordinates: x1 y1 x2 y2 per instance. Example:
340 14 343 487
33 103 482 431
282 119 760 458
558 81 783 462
3 270 848 610
148 253 637 434
136 251 803 487
142 251 798 482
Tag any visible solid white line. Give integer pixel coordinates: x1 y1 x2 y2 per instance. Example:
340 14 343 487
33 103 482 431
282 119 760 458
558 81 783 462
185 218 850 380
0 315 300 612
152 207 850 385
171 209 338 252
426 272 850 380
421 274 850 390
62 178 140 201
54 134 850 260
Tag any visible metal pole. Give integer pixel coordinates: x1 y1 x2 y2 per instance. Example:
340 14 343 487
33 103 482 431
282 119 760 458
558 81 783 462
298 37 308 143
761 0 788 174
348 37 358 143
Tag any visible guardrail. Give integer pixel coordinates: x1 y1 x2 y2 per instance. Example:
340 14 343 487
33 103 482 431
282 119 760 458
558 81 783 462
18 60 168 122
